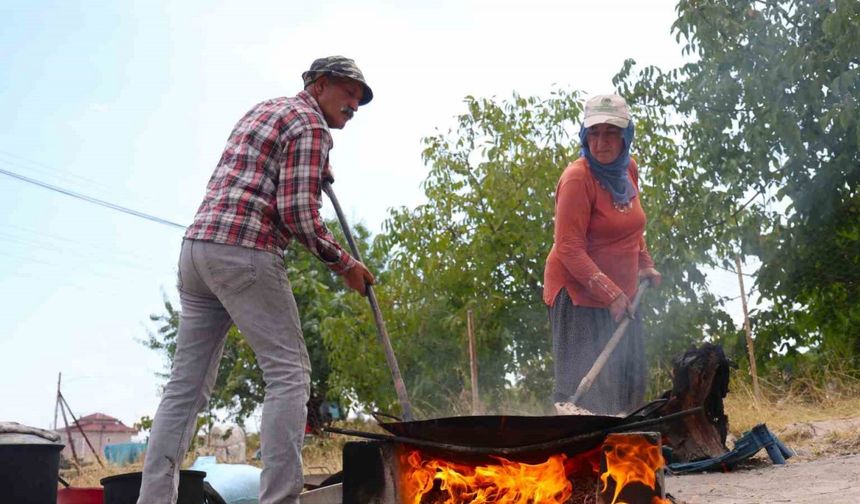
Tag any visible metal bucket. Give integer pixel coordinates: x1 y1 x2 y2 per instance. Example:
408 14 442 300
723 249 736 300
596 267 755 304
0 443 65 504
101 470 206 504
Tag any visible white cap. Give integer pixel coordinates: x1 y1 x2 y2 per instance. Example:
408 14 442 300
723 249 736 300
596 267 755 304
583 94 630 128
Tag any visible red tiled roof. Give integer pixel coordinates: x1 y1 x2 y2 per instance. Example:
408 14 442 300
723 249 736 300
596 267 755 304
57 412 137 434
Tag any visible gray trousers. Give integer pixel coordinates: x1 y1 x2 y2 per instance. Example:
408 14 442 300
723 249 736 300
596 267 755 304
138 239 311 504
550 289 646 416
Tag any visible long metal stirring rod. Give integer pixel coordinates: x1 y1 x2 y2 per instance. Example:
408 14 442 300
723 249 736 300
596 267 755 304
322 182 414 421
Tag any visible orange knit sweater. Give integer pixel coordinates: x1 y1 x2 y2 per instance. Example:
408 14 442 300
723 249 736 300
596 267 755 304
543 157 654 307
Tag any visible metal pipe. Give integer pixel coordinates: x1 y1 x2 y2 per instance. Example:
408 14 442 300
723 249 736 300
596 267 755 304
322 182 414 421
569 281 649 407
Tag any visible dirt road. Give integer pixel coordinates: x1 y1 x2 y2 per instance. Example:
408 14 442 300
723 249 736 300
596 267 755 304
667 453 860 503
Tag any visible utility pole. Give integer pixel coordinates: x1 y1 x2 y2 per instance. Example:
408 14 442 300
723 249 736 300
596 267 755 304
58 391 82 475
467 310 481 415
59 393 105 468
55 377 105 470
54 373 61 430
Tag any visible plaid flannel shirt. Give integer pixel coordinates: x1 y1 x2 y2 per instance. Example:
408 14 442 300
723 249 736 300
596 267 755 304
185 91 356 274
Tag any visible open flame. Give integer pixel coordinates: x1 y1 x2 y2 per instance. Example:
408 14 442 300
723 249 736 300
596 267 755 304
401 435 668 504
600 434 670 504
401 450 574 504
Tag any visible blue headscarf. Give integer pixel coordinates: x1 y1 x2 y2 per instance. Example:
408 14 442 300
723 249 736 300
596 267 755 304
579 121 637 205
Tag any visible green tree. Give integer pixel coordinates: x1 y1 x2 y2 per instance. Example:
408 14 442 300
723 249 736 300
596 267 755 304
324 92 583 415
616 0 860 370
323 89 737 415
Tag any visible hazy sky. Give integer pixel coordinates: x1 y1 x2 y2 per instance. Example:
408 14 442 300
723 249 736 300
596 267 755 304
1 0 748 431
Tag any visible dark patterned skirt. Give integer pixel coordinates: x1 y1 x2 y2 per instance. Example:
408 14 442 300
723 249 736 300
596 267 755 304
550 288 646 415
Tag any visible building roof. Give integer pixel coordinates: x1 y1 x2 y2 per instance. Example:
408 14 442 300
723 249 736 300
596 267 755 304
57 412 137 434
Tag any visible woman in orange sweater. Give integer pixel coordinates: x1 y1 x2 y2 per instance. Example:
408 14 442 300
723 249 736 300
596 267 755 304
543 94 661 416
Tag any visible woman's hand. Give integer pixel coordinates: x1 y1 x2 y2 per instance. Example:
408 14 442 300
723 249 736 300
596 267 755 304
638 267 662 288
343 261 375 296
609 293 632 322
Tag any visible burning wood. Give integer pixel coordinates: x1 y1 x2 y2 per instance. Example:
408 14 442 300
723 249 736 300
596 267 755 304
334 403 699 502
398 432 667 504
401 451 576 503
598 432 667 504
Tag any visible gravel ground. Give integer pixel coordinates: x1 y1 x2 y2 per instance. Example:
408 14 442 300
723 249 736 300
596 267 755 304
667 453 860 503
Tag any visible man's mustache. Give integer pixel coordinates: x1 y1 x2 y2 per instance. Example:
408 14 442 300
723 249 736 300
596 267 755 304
340 106 355 119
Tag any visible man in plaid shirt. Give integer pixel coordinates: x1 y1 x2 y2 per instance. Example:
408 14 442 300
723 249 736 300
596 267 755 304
138 56 375 504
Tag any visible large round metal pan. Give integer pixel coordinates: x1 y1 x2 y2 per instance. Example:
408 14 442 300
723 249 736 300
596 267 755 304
374 399 669 451
377 413 635 449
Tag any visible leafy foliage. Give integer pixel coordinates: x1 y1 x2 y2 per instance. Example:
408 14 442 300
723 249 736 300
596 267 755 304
616 0 860 370
325 92 583 415
326 88 738 414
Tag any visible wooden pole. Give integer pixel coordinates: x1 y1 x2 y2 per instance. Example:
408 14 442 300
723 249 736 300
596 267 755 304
569 282 648 406
322 182 414 421
58 395 82 475
466 310 480 415
60 393 105 467
735 255 760 401
54 372 61 430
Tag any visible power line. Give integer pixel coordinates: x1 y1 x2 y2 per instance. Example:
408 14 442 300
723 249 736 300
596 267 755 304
0 149 116 196
0 166 187 230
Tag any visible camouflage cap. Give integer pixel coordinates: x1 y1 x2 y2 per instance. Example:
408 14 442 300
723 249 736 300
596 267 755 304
301 55 373 106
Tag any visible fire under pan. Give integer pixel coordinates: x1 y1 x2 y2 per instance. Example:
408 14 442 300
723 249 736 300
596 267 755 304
340 431 667 504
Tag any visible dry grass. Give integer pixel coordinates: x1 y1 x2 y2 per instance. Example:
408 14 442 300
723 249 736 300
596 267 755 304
61 450 207 488
726 377 860 433
302 418 391 474
301 432 349 474
724 367 860 458
62 460 145 488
